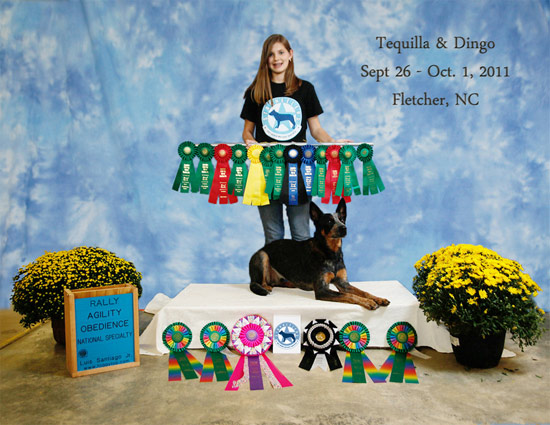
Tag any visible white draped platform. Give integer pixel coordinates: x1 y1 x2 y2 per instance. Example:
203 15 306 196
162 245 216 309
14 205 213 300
139 281 453 355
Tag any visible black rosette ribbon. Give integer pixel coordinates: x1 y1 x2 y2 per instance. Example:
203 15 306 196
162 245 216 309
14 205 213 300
301 144 316 195
299 319 342 371
228 144 248 197
335 146 361 199
172 141 197 193
311 145 327 197
264 144 286 200
163 322 203 381
280 144 308 205
357 143 385 195
199 322 233 382
377 322 419 384
208 144 238 204
195 143 215 194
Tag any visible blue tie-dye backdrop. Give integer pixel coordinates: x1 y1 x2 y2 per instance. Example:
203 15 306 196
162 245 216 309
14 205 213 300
1 0 548 310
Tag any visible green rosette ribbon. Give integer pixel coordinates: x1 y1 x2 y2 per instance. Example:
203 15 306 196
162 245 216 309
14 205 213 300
195 143 215 194
357 143 385 195
228 144 248 197
377 322 419 384
163 322 203 381
199 322 233 383
172 141 197 193
311 145 328 197
260 147 274 185
264 144 286 200
335 146 361 198
339 321 372 384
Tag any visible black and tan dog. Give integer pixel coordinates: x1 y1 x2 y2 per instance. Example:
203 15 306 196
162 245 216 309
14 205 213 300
249 199 390 310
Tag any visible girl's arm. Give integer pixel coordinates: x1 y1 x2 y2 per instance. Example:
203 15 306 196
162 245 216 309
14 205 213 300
308 116 353 144
242 120 257 147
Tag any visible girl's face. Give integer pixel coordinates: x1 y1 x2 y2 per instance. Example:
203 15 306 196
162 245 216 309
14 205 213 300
267 42 293 80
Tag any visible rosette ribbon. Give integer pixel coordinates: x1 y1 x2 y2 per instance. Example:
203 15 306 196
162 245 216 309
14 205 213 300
357 143 385 195
301 144 316 195
199 322 233 382
280 145 308 205
228 144 248 197
311 145 327 197
339 321 383 383
376 322 419 384
225 315 292 391
335 146 361 199
195 143 215 194
264 144 286 200
163 322 203 381
172 141 197 193
208 144 238 204
299 319 342 371
259 147 273 185
322 145 350 204
242 146 270 206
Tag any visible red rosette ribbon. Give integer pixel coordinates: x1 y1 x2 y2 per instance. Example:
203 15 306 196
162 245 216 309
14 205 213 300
208 144 238 204
322 145 351 204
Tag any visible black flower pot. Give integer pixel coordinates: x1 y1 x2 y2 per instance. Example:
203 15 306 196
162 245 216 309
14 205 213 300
51 318 66 345
450 331 506 369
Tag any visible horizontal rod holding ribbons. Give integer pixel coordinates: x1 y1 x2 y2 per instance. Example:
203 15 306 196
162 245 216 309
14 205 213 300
208 142 374 147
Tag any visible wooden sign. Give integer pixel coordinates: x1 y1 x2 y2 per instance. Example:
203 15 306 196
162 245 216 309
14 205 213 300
64 284 140 377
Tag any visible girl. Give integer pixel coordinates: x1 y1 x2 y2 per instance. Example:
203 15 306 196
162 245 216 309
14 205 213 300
241 34 352 245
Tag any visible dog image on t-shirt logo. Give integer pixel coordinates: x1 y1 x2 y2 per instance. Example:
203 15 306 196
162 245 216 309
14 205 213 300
268 109 296 129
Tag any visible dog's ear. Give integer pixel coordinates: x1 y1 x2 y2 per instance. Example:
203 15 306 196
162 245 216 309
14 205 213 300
310 202 323 223
336 198 347 223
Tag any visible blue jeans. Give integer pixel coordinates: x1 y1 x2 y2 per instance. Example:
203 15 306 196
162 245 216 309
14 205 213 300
258 200 311 245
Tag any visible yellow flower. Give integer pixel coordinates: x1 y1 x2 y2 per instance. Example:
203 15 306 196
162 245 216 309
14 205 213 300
466 287 476 296
479 289 488 299
451 305 457 314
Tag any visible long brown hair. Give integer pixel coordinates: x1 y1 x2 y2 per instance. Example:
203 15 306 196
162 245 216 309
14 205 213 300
244 34 301 105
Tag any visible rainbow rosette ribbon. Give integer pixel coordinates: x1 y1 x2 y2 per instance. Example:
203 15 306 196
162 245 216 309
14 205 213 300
199 322 233 382
377 322 419 384
172 141 197 193
299 319 342 371
242 146 270 206
339 321 382 383
357 143 385 195
225 315 292 391
163 322 203 381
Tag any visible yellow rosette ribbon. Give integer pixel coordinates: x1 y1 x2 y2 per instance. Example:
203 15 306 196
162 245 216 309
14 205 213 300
242 145 270 206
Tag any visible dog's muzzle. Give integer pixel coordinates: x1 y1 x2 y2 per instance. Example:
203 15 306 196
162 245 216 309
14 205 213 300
337 226 347 237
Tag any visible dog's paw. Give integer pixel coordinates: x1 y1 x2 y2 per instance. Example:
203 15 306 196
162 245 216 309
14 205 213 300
362 299 380 310
250 282 272 296
375 297 390 307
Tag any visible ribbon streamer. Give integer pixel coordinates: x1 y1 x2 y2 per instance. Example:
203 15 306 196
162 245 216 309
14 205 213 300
280 144 308 205
208 144 238 204
357 143 385 195
195 143 215 194
172 141 198 193
300 145 316 196
228 144 248 197
259 148 273 187
339 321 375 384
242 146 270 206
311 145 327 197
264 144 286 200
163 322 203 381
199 322 233 382
377 322 419 384
299 319 342 371
322 145 351 204
335 146 361 199
225 315 292 391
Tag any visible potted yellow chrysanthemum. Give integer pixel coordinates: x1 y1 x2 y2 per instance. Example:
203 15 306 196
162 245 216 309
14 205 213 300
412 244 545 368
11 247 143 344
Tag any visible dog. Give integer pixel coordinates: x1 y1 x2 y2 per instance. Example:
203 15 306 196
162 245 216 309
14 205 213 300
269 109 296 129
249 198 390 310
277 330 297 344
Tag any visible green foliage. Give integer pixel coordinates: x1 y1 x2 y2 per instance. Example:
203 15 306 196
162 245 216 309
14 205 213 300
11 247 142 328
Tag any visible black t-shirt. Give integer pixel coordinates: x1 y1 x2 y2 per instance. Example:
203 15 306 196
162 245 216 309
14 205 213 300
240 80 323 143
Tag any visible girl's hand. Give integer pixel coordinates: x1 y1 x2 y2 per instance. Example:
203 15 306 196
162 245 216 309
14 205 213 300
245 139 258 147
334 138 354 144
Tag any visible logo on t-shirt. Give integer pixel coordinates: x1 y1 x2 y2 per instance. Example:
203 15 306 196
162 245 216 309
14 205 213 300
262 97 302 141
